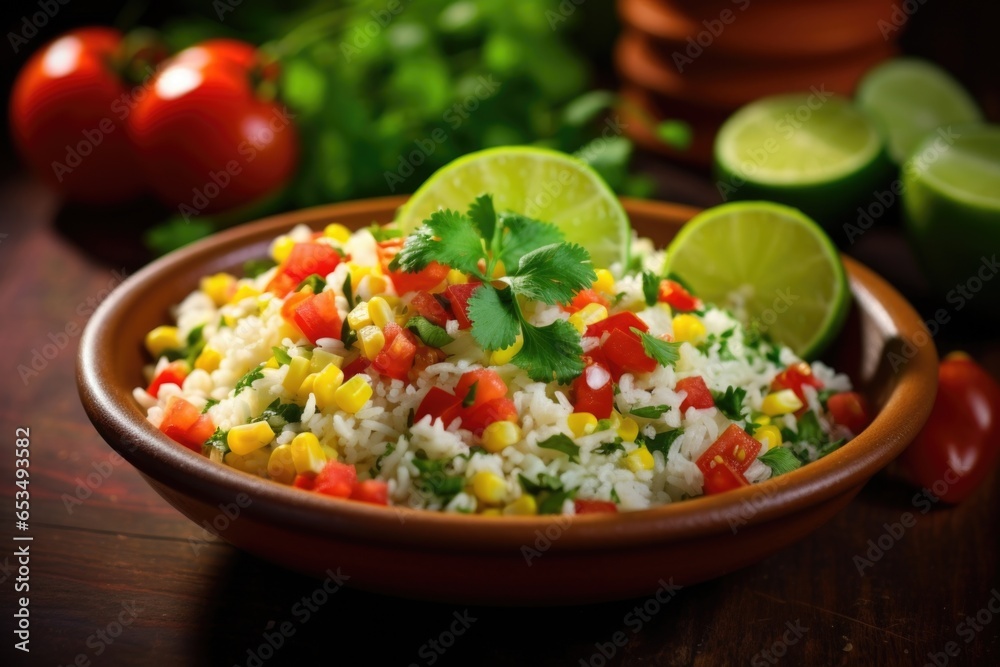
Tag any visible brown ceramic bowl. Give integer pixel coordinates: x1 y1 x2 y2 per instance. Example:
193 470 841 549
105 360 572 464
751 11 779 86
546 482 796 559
78 196 938 605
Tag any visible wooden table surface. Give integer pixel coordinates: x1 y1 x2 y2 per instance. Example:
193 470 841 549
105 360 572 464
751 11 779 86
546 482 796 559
1 173 998 667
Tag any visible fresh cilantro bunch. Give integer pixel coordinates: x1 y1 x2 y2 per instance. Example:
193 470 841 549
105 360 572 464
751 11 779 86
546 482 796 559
393 194 596 384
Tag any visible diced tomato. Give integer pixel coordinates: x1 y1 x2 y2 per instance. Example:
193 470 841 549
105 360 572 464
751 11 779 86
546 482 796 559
410 291 450 327
584 311 648 340
827 391 870 434
376 238 449 294
268 242 342 296
266 272 298 298
314 460 357 498
342 356 370 380
415 387 463 426
293 473 315 490
574 499 618 514
291 290 342 344
148 360 189 398
350 479 389 505
676 375 714 411
572 359 614 418
159 396 213 451
772 362 824 403
701 459 749 495
562 289 609 314
695 424 761 478
443 283 480 329
462 397 517 436
280 290 310 322
658 279 700 311
408 345 447 383
455 369 508 409
602 328 657 375
372 322 418 381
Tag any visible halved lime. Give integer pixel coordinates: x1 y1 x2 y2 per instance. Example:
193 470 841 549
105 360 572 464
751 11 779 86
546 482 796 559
396 146 631 268
714 93 888 231
903 124 1000 312
665 201 850 358
857 58 983 165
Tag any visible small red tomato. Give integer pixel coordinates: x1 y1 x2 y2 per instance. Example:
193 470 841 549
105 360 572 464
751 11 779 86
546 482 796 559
895 353 1000 504
574 499 618 514
455 369 508 409
772 362 823 403
676 375 714 411
350 479 389 505
561 289 609 314
827 392 870 434
314 461 357 498
658 280 700 311
376 239 449 294
10 27 164 203
572 358 614 419
128 40 298 214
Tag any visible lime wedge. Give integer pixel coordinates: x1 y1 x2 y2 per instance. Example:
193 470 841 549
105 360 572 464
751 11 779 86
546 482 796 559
857 58 983 165
397 146 631 268
665 201 850 358
903 124 1000 311
714 93 887 230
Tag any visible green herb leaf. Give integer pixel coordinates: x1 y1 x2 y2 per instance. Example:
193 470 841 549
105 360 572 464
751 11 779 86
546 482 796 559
711 386 748 422
641 429 684 457
184 323 207 367
342 273 356 309
467 284 520 352
630 404 670 419
272 347 292 366
631 328 682 368
817 438 846 458
252 399 303 434
758 447 802 477
518 472 564 494
795 411 826 446
461 381 478 408
514 318 584 384
412 452 464 501
297 273 327 293
202 398 219 414
595 440 625 456
243 258 277 278
467 194 497 240
641 271 659 306
204 427 229 455
495 213 565 269
407 315 454 348
395 209 485 277
371 441 397 476
538 489 574 514
234 366 264 395
508 243 596 306
369 225 402 243
537 433 581 462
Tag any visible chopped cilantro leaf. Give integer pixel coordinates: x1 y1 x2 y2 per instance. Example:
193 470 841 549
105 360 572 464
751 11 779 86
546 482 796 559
817 438 846 458
518 472 564 494
368 224 402 242
537 433 581 462
508 243 596 306
394 209 486 278
371 441 396 476
243 258 276 278
461 381 478 408
467 285 520 351
641 429 683 457
202 398 218 414
205 427 229 455
641 271 659 306
252 399 303 434
467 193 497 240
514 318 584 384
538 489 574 514
234 366 264 395
595 440 625 456
759 447 802 476
795 411 826 446
711 386 748 422
296 273 327 293
272 347 292 366
495 212 564 269
412 452 464 501
342 273 356 309
630 404 671 419
406 316 454 348
631 328 682 368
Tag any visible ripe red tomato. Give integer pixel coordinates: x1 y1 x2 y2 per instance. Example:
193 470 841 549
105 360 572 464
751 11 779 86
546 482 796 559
895 353 1000 504
127 40 298 216
10 27 157 203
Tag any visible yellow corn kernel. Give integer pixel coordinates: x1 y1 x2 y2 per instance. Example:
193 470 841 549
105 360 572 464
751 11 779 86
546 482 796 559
230 284 261 304
320 442 339 461
200 272 236 306
224 448 270 475
489 335 524 365
618 417 640 443
323 223 352 244
381 294 401 309
503 494 538 516
194 347 222 372
567 412 598 438
271 235 295 263
347 301 372 331
264 356 279 369
267 444 296 484
471 471 507 505
480 508 502 517
281 356 311 394
625 446 655 472
672 314 707 344
752 414 771 427
348 263 376 288
309 349 343 374
313 364 345 410
144 326 181 357
334 375 373 413
290 432 327 474
296 373 317 403
592 269 615 294
447 269 469 285
358 325 385 360
368 296 394 328
569 303 609 334
365 274 388 296
761 389 803 416
227 422 276 456
481 421 522 453
608 411 623 431
754 425 783 451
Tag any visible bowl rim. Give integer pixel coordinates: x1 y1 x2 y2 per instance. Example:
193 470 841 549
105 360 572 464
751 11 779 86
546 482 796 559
78 195 939 551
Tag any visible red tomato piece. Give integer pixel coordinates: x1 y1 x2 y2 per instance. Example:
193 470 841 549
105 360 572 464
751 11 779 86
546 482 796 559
293 474 315 490
342 356 370 380
562 289 610 314
676 376 714 411
772 362 824 403
409 291 451 327
291 290 342 344
584 311 648 339
148 360 189 398
701 459 749 495
350 479 389 505
462 397 517 436
280 290 310 321
314 461 357 498
376 239 449 294
696 424 761 477
602 328 657 375
574 499 618 514
268 243 342 296
415 387 463 426
372 323 418 381
658 280 700 311
443 283 480 329
572 359 615 418
455 369 508 409
827 392 870 434
408 346 447 383
159 396 213 451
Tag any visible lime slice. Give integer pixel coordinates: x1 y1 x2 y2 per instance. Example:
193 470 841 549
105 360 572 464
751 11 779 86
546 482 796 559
397 146 631 268
857 58 983 165
714 93 887 230
665 201 850 358
903 124 1000 312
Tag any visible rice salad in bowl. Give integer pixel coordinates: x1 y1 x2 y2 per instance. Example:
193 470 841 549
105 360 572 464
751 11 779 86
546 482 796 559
135 194 866 516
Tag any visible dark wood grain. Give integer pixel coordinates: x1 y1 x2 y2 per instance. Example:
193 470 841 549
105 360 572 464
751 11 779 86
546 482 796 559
1 176 998 667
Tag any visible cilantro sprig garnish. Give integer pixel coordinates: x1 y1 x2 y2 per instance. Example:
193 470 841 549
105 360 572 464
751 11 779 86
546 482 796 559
394 194 596 383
